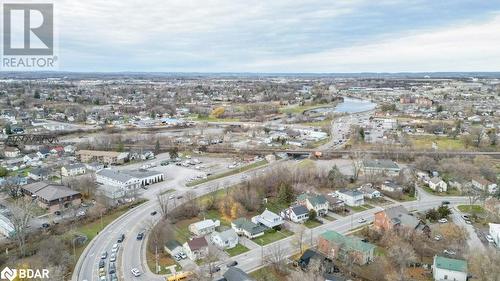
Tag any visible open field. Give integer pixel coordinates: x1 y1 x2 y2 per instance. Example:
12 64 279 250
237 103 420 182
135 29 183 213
187 160 268 187
225 244 250 257
255 229 294 246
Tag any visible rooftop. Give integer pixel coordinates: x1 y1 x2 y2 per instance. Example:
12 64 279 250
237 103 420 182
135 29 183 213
434 255 467 273
320 230 375 253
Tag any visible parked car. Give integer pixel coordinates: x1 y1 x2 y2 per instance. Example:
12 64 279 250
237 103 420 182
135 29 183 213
443 249 456 256
179 252 187 259
357 218 367 223
111 243 119 253
100 251 108 259
99 260 105 268
110 253 116 262
108 262 116 274
434 234 443 241
438 218 448 223
462 215 470 220
227 261 238 267
486 234 494 243
210 266 221 273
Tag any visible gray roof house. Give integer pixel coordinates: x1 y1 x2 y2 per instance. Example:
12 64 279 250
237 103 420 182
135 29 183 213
223 267 255 281
231 218 266 239
211 228 239 249
251 209 284 229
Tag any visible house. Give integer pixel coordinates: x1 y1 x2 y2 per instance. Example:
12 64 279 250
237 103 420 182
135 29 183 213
23 153 40 164
28 167 50 181
317 230 375 265
75 150 129 165
50 146 65 156
61 163 86 177
380 180 403 193
374 205 430 234
282 205 309 223
326 197 345 211
231 218 266 239
297 193 329 216
211 228 238 249
37 147 50 158
429 177 447 192
21 182 82 212
223 267 255 281
64 145 76 154
489 223 500 248
357 185 382 199
4 146 20 158
188 219 220 236
335 189 364 207
472 178 498 194
85 162 104 172
164 240 183 256
432 256 467 281
183 237 208 261
361 159 400 176
251 209 283 229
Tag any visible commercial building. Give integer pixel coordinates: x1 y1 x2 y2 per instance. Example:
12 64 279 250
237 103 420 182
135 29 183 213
76 150 129 165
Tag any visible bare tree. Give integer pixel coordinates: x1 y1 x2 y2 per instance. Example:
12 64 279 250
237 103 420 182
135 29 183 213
156 192 170 219
266 244 288 274
10 199 37 256
292 224 307 254
387 240 417 281
205 245 221 280
468 248 500 281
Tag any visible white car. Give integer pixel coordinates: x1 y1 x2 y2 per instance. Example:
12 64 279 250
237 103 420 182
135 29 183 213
443 249 456 256
111 243 119 253
131 268 141 277
438 218 448 223
110 253 116 262
357 218 367 223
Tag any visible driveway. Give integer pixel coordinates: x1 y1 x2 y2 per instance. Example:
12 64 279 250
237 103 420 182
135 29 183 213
451 208 485 251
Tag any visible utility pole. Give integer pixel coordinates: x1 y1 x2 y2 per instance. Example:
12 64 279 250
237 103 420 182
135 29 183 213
155 243 159 273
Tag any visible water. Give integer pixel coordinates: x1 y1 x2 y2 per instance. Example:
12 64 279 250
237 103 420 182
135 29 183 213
334 97 377 113
305 97 377 115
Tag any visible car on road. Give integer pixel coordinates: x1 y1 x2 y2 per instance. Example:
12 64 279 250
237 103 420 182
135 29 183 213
150 211 158 216
443 249 456 256
108 262 116 274
177 195 183 199
99 268 106 277
462 215 470 220
357 218 367 223
111 243 119 253
438 218 448 223
117 234 125 243
441 201 450 205
99 260 105 268
100 251 108 259
131 268 141 277
136 232 144 240
227 261 238 267
109 273 118 281
486 234 494 243
210 266 221 273
99 276 107 281
110 253 116 262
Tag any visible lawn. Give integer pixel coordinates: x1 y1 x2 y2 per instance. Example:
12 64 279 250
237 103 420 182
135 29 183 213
423 186 461 197
410 136 466 150
250 266 286 281
255 229 294 246
225 244 250 257
349 204 374 212
457 205 485 214
304 219 322 229
186 160 268 187
146 248 181 275
323 215 336 221
300 119 332 127
189 115 240 123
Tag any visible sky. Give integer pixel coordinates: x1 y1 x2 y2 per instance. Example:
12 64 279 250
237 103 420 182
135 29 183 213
51 0 500 72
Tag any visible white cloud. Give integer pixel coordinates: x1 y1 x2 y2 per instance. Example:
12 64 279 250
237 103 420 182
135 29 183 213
243 14 500 72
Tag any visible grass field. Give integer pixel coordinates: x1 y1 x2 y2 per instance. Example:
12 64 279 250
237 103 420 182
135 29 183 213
304 219 322 229
186 160 268 187
457 205 485 214
300 119 332 127
225 244 250 257
349 204 374 212
250 266 286 281
189 115 240 122
410 136 466 150
423 186 461 197
146 249 180 275
255 229 294 246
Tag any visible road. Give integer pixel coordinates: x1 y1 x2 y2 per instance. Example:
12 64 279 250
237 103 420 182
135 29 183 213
73 159 471 281
72 158 283 281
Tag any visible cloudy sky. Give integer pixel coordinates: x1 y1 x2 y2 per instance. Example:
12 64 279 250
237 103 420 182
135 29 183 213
54 0 500 72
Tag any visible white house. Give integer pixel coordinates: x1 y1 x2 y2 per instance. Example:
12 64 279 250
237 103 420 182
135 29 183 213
429 177 447 192
357 185 382 199
211 229 238 249
251 209 283 229
61 163 86 177
183 237 208 261
380 180 403 193
335 189 364 207
282 205 309 223
4 147 20 158
188 219 220 236
297 193 329 216
432 255 467 281
472 178 498 194
231 218 265 239
489 223 500 248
